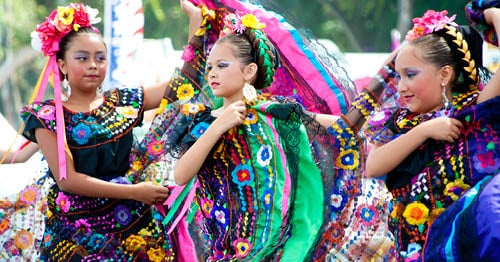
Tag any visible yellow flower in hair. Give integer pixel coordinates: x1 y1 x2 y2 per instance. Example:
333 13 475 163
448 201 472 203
57 6 75 26
241 14 265 30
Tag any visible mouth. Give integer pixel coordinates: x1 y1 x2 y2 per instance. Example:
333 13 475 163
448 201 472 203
210 82 220 88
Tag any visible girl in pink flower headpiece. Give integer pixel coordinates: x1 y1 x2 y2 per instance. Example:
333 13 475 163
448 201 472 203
365 6 500 260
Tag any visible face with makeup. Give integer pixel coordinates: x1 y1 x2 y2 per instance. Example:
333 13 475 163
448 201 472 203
206 42 256 105
395 44 446 114
57 31 107 96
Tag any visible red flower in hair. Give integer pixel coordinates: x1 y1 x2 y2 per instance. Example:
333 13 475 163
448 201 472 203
405 10 457 41
31 3 101 56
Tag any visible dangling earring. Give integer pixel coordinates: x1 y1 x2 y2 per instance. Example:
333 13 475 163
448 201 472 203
441 83 451 114
62 74 71 102
242 82 257 103
96 85 103 97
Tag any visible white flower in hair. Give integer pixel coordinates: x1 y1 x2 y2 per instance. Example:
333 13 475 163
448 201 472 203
85 5 102 24
30 31 42 52
243 83 257 103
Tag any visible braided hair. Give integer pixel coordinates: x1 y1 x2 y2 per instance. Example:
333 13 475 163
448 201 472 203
216 28 279 90
408 25 483 93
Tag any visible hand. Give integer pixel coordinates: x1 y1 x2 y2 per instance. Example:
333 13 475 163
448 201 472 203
212 100 247 134
180 0 202 20
416 117 463 143
132 182 170 205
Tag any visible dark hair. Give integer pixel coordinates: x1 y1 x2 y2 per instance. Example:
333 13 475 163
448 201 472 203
408 25 483 93
216 30 279 90
56 27 104 61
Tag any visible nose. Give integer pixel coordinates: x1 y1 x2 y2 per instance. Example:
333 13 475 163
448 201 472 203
89 59 97 69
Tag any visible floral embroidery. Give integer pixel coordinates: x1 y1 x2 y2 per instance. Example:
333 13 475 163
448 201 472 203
37 105 56 121
116 106 138 119
261 189 273 209
181 44 196 62
233 238 252 258
75 219 91 235
0 218 9 234
444 178 470 201
191 122 209 139
242 108 258 125
200 198 213 218
330 190 347 212
19 186 39 205
156 98 168 114
402 202 429 226
336 149 359 170
14 230 33 249
88 233 107 251
256 145 272 167
147 140 165 157
147 247 166 262
473 147 500 173
231 164 255 186
55 192 71 213
115 205 132 226
124 235 146 252
182 103 206 115
176 83 195 101
356 204 379 227
212 207 229 226
72 122 92 145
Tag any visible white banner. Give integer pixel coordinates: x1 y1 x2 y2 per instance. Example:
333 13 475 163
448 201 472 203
104 0 144 89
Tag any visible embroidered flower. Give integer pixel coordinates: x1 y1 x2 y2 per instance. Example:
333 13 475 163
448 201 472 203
233 238 252 258
116 106 138 119
405 10 457 41
147 247 166 262
3 239 19 256
130 160 143 172
124 235 147 252
88 233 107 251
181 44 196 62
231 164 255 186
200 198 213 218
325 222 344 243
55 192 71 213
356 204 379 227
156 98 168 114
115 205 132 226
191 122 209 139
211 207 229 226
444 178 470 201
330 190 347 212
402 202 429 225
75 219 91 235
37 105 56 121
147 140 165 157
0 218 9 234
43 232 53 247
256 145 272 167
176 83 195 101
242 108 258 125
261 189 273 209
72 122 92 145
32 3 101 56
473 147 500 173
20 186 39 205
182 103 206 115
336 149 359 170
14 229 33 249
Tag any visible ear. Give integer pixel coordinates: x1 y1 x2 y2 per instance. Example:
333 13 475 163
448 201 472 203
440 65 454 86
243 62 258 82
57 58 67 76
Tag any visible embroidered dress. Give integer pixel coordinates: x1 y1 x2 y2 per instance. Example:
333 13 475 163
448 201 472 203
17 87 178 261
366 93 500 260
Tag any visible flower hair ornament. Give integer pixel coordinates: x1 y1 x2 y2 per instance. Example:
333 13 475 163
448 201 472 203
29 3 101 180
405 10 458 41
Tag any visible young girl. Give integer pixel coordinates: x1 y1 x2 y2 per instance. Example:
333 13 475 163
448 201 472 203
365 7 500 260
146 2 396 260
1 3 202 261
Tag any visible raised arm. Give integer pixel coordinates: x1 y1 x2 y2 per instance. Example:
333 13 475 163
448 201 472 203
477 7 500 103
35 128 169 204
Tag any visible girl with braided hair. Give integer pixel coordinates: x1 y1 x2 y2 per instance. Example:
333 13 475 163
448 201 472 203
365 7 500 260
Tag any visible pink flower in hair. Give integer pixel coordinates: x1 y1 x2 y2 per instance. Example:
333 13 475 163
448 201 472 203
31 3 101 56
405 10 457 41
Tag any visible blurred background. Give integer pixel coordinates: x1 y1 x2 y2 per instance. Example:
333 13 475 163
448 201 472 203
1 0 497 129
